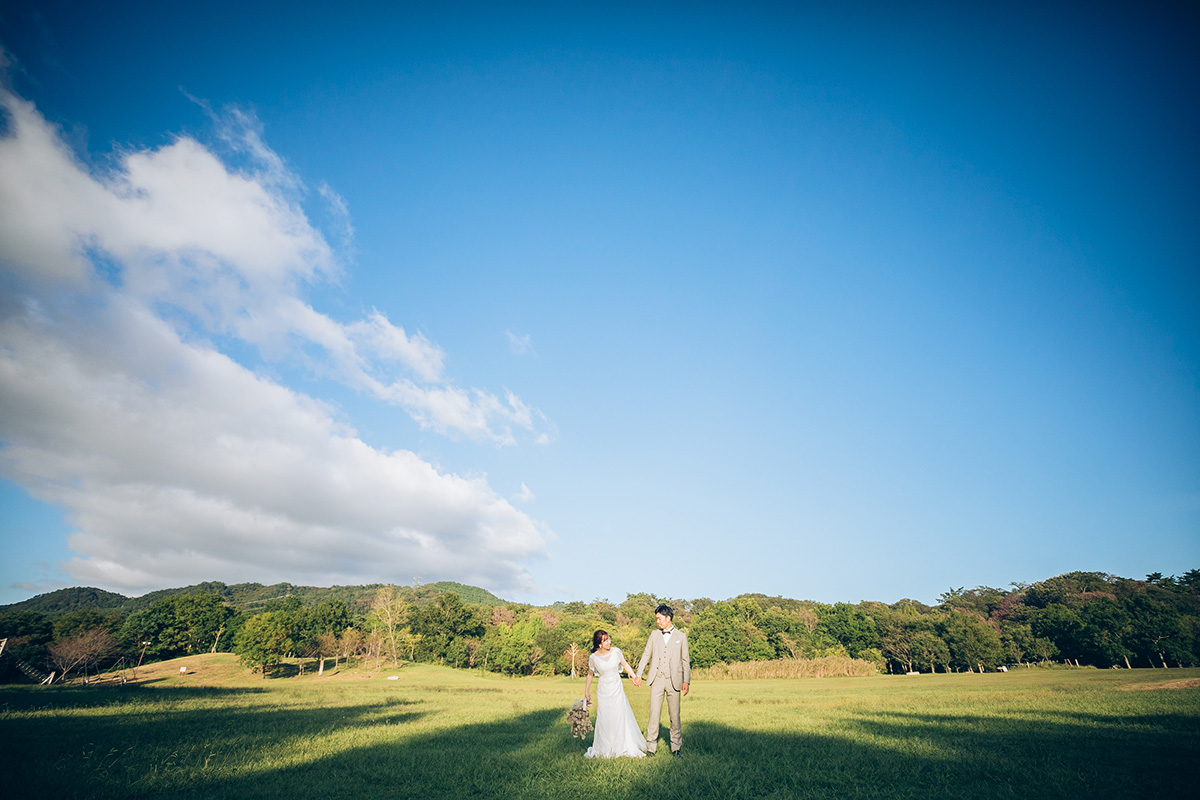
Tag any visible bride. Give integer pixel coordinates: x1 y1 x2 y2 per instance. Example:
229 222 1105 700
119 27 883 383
583 629 647 758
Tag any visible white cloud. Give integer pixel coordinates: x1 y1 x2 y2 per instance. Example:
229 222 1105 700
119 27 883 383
346 310 444 383
0 85 553 443
0 85 552 595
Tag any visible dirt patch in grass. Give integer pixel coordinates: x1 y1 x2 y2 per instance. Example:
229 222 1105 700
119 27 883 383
1122 677 1200 691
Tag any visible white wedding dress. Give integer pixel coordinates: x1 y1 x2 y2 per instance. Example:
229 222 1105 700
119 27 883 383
585 647 647 758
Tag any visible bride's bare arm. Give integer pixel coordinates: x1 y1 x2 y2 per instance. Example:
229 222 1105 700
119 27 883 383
622 654 642 686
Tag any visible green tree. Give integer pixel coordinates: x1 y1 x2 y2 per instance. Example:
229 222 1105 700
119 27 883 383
1030 634 1059 663
878 618 915 672
52 608 124 640
306 599 356 637
481 613 544 675
758 607 814 659
1024 572 1114 609
533 622 573 676
816 603 879 657
1029 604 1084 663
592 601 617 624
235 612 295 676
875 608 925 673
911 629 951 673
688 598 773 667
0 610 53 677
411 592 484 663
937 610 1003 672
119 593 231 661
292 600 355 661
938 586 1007 618
1179 615 1200 666
617 593 657 627
1179 569 1200 592
1078 597 1132 667
1125 592 1188 667
998 621 1035 665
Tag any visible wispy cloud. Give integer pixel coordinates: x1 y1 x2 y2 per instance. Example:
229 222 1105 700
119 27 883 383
0 83 552 594
317 182 355 250
506 329 534 355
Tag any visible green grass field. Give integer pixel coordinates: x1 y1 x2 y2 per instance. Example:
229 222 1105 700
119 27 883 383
2 655 1197 799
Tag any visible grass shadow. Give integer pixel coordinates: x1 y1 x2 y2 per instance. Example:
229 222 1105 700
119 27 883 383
180 702 1198 800
0 683 269 713
3 683 1197 799
0 683 426 799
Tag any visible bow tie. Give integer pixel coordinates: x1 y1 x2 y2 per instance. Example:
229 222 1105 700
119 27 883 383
661 629 672 636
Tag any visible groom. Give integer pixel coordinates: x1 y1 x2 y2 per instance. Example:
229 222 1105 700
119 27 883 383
633 604 690 757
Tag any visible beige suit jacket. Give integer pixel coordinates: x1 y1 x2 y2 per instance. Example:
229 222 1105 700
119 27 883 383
636 627 691 691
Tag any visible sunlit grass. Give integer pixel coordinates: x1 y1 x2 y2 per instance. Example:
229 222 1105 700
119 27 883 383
2 655 1197 799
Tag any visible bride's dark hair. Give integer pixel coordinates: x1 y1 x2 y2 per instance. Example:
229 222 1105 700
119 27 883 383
591 629 609 653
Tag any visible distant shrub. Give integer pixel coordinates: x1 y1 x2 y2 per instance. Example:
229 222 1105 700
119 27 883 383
1029 661 1099 671
693 655 877 680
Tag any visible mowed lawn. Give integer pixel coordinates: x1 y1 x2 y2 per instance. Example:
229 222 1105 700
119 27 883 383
2 655 1197 799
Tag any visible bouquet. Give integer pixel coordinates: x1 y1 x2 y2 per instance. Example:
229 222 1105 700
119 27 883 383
567 697 593 739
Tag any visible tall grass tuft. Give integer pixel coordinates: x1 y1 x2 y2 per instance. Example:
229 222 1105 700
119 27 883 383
694 656 877 680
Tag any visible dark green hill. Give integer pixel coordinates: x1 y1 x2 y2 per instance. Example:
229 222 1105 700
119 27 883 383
124 581 240 611
1 579 508 618
2 586 128 616
428 581 504 606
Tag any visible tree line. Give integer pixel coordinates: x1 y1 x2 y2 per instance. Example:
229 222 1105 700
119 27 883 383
1 569 1197 683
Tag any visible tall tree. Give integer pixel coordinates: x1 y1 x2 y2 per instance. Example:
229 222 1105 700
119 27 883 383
1078 598 1133 667
410 592 484 663
1029 605 1085 663
368 586 411 667
816 603 879 658
911 630 951 673
234 612 295 677
999 621 1035 665
937 610 1003 672
688 598 774 668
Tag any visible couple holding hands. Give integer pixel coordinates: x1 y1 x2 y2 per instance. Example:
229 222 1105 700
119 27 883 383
583 604 690 759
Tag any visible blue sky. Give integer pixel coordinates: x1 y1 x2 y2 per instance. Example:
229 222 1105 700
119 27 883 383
0 1 1196 607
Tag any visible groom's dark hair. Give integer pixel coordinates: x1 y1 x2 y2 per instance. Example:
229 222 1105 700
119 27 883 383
655 604 673 620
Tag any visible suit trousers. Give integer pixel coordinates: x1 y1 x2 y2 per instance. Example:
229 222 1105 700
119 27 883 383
646 676 682 753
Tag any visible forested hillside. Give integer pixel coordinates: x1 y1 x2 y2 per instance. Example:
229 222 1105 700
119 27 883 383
2 580 504 618
1 570 1196 683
